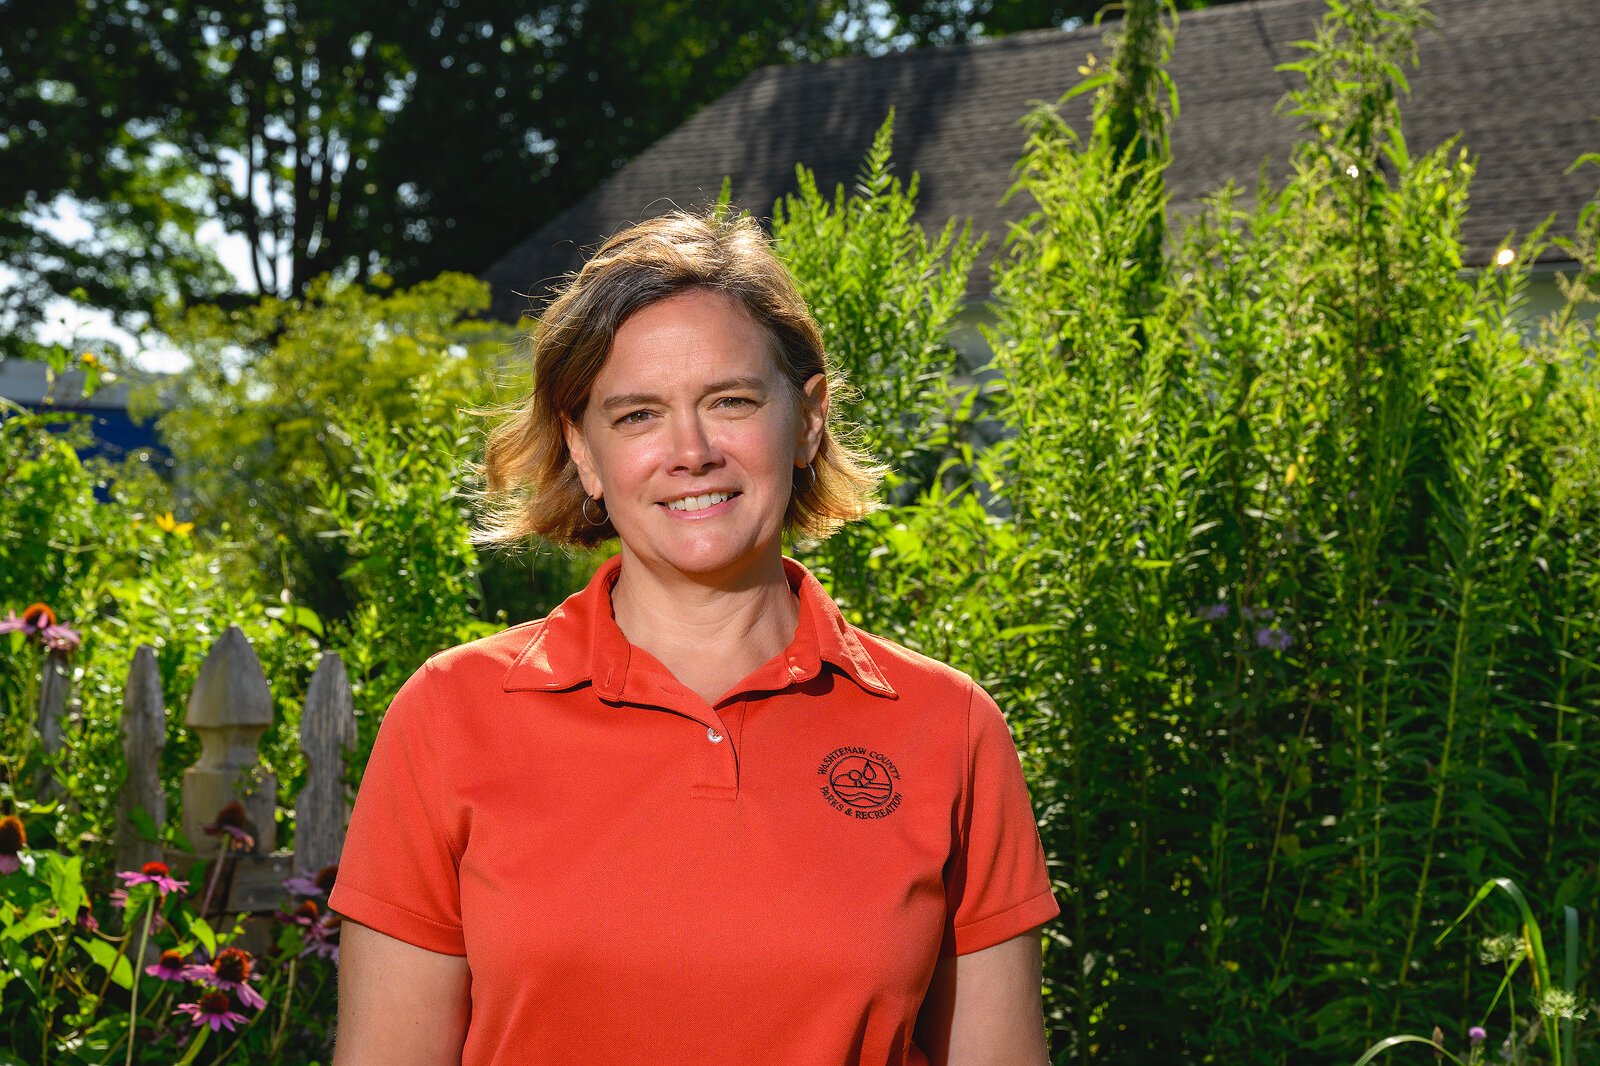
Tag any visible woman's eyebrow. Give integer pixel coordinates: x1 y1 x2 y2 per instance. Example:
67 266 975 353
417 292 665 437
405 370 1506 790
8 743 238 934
701 375 768 394
598 391 661 413
597 376 768 413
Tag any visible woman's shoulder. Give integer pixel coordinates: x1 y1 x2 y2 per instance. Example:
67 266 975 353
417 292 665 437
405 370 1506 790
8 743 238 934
404 617 557 694
845 624 979 701
373 619 563 745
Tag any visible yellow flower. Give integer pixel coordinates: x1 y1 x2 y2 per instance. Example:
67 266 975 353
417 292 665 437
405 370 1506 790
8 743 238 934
1285 455 1311 487
155 512 195 537
80 352 99 367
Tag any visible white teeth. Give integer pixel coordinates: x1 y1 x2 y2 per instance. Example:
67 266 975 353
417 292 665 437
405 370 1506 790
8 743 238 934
666 492 733 513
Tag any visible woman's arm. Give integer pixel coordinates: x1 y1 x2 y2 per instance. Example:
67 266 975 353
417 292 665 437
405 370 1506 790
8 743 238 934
914 928 1050 1066
333 921 471 1066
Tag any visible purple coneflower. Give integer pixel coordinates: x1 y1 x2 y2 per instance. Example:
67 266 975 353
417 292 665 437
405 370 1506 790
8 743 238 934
300 911 343 965
202 801 255 851
199 947 266 1010
0 603 82 652
76 902 99 932
0 814 25 875
174 990 248 1033
146 948 191 982
117 860 189 896
279 899 321 929
1255 626 1294 651
282 863 339 898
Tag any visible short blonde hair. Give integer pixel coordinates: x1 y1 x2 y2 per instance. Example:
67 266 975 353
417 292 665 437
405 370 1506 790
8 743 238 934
477 210 881 549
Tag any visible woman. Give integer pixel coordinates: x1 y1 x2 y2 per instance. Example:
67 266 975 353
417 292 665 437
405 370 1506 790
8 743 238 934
329 211 1059 1065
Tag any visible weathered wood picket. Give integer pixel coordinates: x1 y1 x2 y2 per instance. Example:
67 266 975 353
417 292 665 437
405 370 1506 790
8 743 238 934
33 625 360 920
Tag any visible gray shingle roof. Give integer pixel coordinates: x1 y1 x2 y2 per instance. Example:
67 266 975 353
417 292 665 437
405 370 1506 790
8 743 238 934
481 0 1600 321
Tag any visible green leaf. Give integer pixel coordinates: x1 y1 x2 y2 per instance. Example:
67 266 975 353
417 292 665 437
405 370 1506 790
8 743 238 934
188 915 218 958
77 937 134 991
265 603 324 637
43 852 87 919
2 906 62 943
1434 877 1551 994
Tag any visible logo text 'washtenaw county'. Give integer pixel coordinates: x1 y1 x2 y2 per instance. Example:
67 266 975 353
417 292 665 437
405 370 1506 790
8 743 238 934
817 746 902 819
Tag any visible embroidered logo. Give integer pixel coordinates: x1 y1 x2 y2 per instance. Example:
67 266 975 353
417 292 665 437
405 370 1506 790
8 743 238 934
817 746 902 819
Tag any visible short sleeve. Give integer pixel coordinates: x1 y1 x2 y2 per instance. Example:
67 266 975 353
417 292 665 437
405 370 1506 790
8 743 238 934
329 660 467 955
941 682 1059 956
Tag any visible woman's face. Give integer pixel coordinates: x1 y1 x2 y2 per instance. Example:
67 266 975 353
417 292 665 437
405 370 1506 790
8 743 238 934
563 289 826 585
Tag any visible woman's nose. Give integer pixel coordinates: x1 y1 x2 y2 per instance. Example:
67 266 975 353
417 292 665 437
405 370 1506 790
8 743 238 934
669 413 721 473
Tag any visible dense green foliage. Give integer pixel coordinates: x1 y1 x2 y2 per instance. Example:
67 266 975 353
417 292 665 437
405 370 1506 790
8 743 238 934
788 1 1600 1061
878 0 1233 46
4 0 1597 1062
142 272 502 622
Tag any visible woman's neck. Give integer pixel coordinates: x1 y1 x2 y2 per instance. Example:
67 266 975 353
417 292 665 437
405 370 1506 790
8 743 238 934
608 554 799 706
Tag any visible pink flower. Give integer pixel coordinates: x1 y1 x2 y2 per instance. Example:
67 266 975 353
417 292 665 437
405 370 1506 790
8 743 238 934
277 899 321 930
196 947 266 1010
174 990 247 1033
202 802 255 852
1 603 82 652
116 860 189 896
300 911 343 965
146 948 191 982
282 863 339 898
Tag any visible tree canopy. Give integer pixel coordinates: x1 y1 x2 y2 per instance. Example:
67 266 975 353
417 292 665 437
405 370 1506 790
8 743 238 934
0 0 1237 355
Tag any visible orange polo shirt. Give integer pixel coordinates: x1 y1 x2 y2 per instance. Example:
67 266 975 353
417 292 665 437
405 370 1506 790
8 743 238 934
331 556 1058 1065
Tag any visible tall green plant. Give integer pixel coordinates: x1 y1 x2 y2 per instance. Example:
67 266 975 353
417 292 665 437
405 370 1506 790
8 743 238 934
772 0 1600 1061
773 113 983 635
311 406 504 761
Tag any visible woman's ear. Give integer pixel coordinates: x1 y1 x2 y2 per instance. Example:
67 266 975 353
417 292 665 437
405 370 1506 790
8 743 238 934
562 417 601 499
795 372 829 467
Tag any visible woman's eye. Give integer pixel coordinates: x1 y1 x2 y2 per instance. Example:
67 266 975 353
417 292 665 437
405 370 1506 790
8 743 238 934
616 410 654 426
715 396 756 410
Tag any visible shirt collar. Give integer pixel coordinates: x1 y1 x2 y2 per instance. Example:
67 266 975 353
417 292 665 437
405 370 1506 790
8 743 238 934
502 554 897 701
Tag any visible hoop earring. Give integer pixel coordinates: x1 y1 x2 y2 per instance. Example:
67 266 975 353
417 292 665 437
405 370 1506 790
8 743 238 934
796 464 818 492
582 495 608 527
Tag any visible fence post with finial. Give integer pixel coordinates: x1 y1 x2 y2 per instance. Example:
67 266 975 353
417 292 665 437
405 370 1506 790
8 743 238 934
183 626 276 855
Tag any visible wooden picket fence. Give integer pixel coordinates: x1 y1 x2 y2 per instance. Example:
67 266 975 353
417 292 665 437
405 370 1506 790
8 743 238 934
35 625 356 916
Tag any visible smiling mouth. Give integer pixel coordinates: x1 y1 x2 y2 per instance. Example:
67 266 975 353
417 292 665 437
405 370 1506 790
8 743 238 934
663 491 739 513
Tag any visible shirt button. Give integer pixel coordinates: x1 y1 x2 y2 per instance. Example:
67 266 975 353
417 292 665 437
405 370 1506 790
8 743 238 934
706 726 724 744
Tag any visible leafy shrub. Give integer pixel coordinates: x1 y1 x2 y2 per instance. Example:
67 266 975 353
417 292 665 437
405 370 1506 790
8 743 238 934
141 271 509 627
784 1 1600 1061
